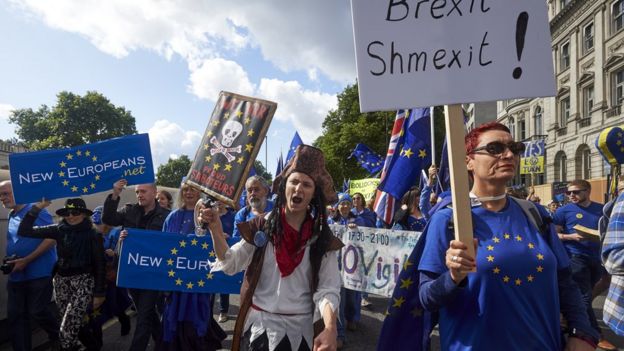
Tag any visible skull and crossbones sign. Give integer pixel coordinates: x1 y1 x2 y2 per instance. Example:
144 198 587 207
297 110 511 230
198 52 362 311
209 120 243 162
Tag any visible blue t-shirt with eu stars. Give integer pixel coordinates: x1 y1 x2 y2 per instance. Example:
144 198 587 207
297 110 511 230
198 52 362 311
419 198 569 351
553 202 603 261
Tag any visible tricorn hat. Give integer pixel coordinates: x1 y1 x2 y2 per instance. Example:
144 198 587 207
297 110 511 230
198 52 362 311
272 145 337 204
56 198 93 217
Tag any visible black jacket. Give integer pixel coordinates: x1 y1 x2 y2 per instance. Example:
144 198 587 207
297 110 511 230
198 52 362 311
102 194 170 231
18 206 106 297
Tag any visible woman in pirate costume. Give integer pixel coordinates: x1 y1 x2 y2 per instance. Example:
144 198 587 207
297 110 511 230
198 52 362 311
200 145 342 351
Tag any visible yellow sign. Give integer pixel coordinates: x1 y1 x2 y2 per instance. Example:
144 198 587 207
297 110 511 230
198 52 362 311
520 155 544 175
520 140 545 175
349 178 380 202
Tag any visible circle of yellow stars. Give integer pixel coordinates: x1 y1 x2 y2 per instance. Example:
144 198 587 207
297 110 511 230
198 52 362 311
385 257 422 318
166 237 217 290
201 108 260 168
489 233 545 287
58 149 101 194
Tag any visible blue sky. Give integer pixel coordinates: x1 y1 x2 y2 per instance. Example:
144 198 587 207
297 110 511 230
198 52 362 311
0 0 356 175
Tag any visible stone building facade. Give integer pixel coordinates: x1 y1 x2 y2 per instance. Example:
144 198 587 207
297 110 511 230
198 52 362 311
496 0 624 186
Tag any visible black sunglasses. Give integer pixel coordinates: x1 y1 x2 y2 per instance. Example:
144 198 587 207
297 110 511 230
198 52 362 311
470 141 525 156
565 189 587 195
64 209 83 217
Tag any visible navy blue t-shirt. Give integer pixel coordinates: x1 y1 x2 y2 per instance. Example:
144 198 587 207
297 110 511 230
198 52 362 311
419 199 569 350
553 202 603 261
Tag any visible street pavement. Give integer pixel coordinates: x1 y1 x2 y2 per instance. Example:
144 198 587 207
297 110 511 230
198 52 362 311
3 293 624 350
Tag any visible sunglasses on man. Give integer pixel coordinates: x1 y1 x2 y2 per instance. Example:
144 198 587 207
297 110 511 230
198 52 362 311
469 141 526 156
565 189 587 195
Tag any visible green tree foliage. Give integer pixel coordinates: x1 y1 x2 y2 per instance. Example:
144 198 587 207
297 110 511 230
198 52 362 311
313 83 395 185
9 91 137 150
156 155 192 187
314 83 447 187
253 160 272 183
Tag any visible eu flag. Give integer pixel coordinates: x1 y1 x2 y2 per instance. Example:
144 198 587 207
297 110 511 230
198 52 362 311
275 153 284 177
377 222 436 351
435 139 451 194
378 108 432 200
349 143 383 175
286 132 303 164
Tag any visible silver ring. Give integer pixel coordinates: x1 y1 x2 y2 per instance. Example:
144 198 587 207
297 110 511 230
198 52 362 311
451 255 458 262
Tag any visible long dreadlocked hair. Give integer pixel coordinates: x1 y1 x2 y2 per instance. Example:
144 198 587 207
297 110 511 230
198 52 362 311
263 176 333 291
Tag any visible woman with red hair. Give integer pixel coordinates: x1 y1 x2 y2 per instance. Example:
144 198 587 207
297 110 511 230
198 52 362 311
415 122 598 350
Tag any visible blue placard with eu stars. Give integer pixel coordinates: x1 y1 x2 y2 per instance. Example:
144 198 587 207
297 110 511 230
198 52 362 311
9 134 154 204
117 228 243 294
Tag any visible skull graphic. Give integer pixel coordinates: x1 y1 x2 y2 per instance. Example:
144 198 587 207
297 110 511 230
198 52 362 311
221 120 243 147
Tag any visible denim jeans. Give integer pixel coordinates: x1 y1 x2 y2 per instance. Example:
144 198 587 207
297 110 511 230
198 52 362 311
568 254 604 335
7 276 60 351
128 288 162 351
218 294 229 314
337 287 361 341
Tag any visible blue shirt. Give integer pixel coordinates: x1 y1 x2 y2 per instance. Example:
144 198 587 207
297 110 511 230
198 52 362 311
392 216 427 232
231 200 274 238
419 199 566 351
553 202 603 261
351 207 376 227
6 204 56 282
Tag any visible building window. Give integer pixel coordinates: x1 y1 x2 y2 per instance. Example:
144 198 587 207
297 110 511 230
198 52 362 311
560 42 570 70
614 69 624 106
518 117 526 140
582 85 594 117
583 23 594 53
534 106 543 135
614 0 624 33
554 151 567 182
559 97 570 126
575 145 591 180
560 0 571 10
508 116 516 139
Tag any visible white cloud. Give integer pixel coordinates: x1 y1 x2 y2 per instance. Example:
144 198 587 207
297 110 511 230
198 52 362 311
0 103 15 120
10 0 355 83
146 119 202 167
257 79 337 142
188 58 256 101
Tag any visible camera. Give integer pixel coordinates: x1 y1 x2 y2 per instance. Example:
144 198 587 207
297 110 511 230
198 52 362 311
1 254 20 275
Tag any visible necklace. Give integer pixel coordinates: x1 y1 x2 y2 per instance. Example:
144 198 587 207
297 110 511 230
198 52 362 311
469 192 507 205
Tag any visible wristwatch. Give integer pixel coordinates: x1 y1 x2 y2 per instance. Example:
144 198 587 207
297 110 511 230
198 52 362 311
569 327 598 348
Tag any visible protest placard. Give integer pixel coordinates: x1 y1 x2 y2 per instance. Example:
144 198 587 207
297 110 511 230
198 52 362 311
351 0 556 259
331 224 421 297
9 134 154 204
351 0 556 112
521 140 545 175
117 228 243 294
349 178 380 202
186 91 277 208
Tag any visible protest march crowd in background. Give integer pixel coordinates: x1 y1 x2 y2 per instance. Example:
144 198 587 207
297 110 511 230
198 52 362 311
4 118 624 351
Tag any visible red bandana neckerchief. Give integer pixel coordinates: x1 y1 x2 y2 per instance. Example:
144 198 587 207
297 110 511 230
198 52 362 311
275 208 313 277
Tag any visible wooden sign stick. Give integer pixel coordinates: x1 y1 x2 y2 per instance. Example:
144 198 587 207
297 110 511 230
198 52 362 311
444 104 475 261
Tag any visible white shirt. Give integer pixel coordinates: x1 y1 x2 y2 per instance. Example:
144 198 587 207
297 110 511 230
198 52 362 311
212 239 341 351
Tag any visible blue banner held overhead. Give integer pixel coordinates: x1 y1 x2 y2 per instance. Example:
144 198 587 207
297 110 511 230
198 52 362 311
117 228 243 294
9 134 154 204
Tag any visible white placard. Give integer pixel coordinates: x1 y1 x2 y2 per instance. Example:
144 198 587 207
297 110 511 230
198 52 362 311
331 224 422 297
351 0 556 112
